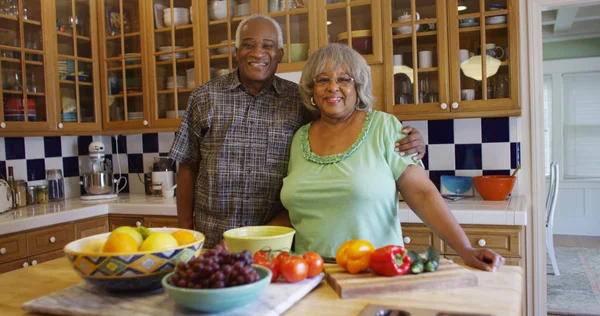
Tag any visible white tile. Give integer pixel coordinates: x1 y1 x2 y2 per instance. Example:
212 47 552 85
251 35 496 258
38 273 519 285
112 154 129 174
454 118 482 144
509 117 519 142
25 137 45 159
44 157 63 171
454 170 482 177
127 134 143 154
64 176 81 199
128 173 147 194
427 144 455 170
102 136 114 154
401 120 428 144
6 160 27 180
0 138 5 160
482 143 511 170
158 132 175 152
143 153 160 173
61 136 78 157
472 211 506 225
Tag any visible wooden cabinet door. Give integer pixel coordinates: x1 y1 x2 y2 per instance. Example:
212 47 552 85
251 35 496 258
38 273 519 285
74 216 109 239
0 233 27 264
0 258 29 274
29 249 66 266
144 216 178 228
109 215 144 230
401 224 443 254
26 223 74 256
444 226 522 257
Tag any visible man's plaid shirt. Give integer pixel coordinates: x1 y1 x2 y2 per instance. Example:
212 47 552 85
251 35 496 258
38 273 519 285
169 70 308 247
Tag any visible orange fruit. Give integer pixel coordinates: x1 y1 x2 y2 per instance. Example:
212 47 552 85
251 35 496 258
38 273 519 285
102 232 139 253
171 230 197 246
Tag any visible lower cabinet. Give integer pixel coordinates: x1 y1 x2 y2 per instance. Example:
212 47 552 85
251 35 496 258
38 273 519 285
108 215 178 230
75 216 110 239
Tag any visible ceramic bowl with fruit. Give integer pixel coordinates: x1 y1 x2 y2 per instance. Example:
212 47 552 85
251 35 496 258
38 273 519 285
64 227 205 292
162 247 271 313
223 226 295 254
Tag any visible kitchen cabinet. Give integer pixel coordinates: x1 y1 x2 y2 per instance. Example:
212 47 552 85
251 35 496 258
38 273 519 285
0 0 53 132
0 232 27 265
401 223 443 254
108 214 144 230
144 215 178 228
26 223 74 256
383 0 520 121
108 214 178 230
98 0 150 130
53 0 102 132
74 216 109 239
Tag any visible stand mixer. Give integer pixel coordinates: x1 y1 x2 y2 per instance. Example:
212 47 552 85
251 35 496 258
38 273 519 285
80 141 126 201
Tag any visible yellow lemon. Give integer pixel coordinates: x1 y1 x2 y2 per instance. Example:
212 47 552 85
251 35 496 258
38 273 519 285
112 226 144 247
171 230 196 246
140 232 178 251
81 237 107 253
102 233 139 253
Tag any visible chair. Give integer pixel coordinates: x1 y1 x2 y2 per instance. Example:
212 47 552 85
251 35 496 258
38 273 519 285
546 161 560 276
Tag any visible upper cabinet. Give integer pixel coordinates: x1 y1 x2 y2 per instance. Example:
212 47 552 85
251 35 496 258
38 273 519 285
0 0 52 132
383 0 520 121
98 0 150 130
54 0 102 132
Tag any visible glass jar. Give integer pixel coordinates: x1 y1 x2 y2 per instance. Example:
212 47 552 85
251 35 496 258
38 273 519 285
152 182 163 196
46 169 65 202
27 186 37 205
14 180 27 208
36 185 49 204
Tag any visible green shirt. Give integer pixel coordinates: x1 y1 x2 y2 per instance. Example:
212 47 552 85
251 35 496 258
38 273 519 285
280 110 418 257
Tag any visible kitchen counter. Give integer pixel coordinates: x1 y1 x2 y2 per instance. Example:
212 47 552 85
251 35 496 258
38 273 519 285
0 257 524 315
0 194 528 235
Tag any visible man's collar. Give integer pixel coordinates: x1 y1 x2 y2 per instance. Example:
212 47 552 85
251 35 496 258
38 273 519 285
227 69 282 96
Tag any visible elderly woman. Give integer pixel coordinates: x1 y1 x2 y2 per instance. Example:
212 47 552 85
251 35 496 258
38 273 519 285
279 43 504 271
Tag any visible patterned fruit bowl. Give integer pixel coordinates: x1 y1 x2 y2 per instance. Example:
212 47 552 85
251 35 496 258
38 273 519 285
64 228 204 292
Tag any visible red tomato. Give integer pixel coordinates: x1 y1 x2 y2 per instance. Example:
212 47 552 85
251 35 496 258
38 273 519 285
253 250 270 262
276 251 291 262
303 252 324 278
253 250 280 282
280 256 308 283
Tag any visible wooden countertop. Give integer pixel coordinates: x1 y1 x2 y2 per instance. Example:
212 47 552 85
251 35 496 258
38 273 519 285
0 258 524 315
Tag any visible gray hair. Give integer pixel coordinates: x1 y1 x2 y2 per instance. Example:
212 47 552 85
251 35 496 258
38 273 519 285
299 43 373 116
235 14 284 49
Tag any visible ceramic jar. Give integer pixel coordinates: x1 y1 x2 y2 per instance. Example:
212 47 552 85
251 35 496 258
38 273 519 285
208 0 236 21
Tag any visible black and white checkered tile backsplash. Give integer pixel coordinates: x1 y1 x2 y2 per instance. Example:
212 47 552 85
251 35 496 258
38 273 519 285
0 117 521 198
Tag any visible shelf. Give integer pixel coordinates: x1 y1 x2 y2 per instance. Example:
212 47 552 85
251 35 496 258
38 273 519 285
59 80 93 86
459 26 481 33
417 67 438 73
208 19 228 25
179 88 194 93
486 24 508 30
23 19 41 25
106 32 140 40
176 57 194 64
157 89 174 95
265 7 309 18
58 54 93 62
26 92 45 96
57 32 73 38
500 60 509 66
0 57 20 63
124 64 142 70
417 31 437 38
76 35 91 41
2 90 22 95
155 24 193 33
0 14 18 21
210 54 230 60
484 9 509 17
25 60 43 66
125 92 143 97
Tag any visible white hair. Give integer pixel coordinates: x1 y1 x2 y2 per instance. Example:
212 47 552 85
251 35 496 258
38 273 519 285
235 14 284 49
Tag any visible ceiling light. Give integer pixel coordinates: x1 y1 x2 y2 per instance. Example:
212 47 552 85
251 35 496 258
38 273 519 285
458 5 467 11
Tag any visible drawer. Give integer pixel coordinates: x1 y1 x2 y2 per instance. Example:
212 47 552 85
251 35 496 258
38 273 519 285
26 223 74 256
109 216 144 231
75 216 109 239
444 226 522 257
445 254 522 267
401 224 443 254
0 258 29 274
0 233 27 264
144 216 178 228
29 249 65 266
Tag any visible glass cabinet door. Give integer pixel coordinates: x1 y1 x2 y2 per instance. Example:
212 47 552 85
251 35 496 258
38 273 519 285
384 0 448 117
150 0 197 125
55 0 100 130
100 0 147 128
261 0 314 72
0 0 49 131
318 0 382 64
448 0 518 113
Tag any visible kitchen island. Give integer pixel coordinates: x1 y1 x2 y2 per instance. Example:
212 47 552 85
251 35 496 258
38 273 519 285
0 257 523 315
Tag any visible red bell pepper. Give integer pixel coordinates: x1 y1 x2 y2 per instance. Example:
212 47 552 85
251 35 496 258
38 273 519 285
369 245 412 276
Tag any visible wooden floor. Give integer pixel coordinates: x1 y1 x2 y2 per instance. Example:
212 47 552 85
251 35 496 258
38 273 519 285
553 234 600 249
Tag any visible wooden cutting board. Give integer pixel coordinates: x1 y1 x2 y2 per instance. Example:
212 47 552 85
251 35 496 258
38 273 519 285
326 259 478 299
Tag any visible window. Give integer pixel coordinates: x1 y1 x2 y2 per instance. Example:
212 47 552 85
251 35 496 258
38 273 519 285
543 75 552 176
562 72 600 179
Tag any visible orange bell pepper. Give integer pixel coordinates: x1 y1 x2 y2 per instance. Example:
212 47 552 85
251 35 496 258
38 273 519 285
335 240 375 274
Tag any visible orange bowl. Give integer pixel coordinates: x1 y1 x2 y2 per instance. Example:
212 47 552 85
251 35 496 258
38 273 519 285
472 175 516 201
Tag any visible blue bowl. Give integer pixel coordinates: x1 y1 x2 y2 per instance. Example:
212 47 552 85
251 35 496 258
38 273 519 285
162 264 272 313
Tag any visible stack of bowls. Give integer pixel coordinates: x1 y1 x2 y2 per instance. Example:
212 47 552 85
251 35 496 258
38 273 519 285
208 0 236 21
158 46 186 61
167 75 186 89
61 112 77 122
163 8 190 27
128 111 143 120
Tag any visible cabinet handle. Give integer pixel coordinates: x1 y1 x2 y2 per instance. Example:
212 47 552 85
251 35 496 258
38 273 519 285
0 122 5 128
31 260 38 265
477 239 486 247
136 221 142 227
403 236 411 244
0 247 6 254
143 120 149 126
451 102 459 109
58 123 64 129
49 236 56 243
22 262 29 268
440 103 447 110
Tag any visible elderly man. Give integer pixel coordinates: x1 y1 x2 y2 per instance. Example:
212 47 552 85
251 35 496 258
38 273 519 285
169 14 426 248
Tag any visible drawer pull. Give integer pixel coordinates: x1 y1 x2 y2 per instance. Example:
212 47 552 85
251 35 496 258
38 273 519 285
49 236 56 243
31 260 38 265
0 248 6 254
22 262 29 268
403 236 411 244
477 239 486 247
136 221 142 227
